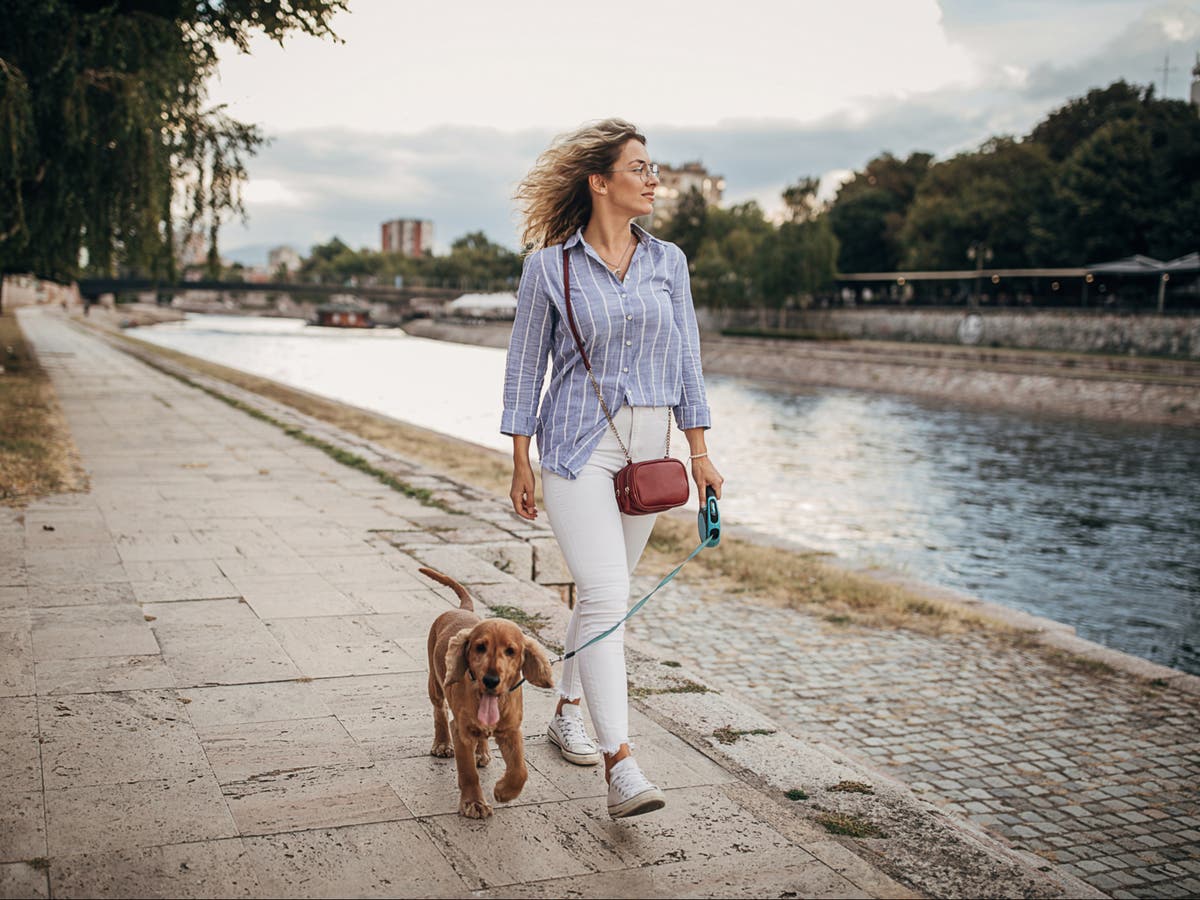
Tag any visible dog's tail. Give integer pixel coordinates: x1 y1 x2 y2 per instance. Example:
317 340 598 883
418 567 474 611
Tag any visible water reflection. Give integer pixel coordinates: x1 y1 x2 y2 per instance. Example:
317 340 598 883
134 315 1200 674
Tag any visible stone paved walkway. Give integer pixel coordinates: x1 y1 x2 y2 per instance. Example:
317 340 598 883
628 580 1200 899
0 308 914 898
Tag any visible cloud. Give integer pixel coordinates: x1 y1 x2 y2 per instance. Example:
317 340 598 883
218 1 1200 262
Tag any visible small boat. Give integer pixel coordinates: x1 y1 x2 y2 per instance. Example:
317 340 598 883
312 304 373 328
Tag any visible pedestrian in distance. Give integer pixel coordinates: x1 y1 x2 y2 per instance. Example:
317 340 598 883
502 118 723 818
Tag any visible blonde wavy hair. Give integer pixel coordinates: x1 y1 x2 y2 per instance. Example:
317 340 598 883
515 118 647 251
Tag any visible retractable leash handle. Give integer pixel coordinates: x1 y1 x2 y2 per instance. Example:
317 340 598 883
553 489 722 665
698 485 720 547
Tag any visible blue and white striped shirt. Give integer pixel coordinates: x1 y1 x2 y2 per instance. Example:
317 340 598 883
501 224 711 480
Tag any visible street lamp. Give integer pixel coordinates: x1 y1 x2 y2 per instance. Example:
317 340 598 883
966 243 993 307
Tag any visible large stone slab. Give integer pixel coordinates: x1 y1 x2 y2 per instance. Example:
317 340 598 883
0 862 49 899
23 581 137 609
183 680 330 729
147 598 301 687
0 697 46 863
220 764 413 836
35 654 176 696
198 716 371 784
43 774 237 856
265 616 421 679
311 672 433 759
38 690 210 790
124 559 239 604
418 799 626 891
243 821 465 898
48 837 262 899
0 610 34 697
30 604 158 661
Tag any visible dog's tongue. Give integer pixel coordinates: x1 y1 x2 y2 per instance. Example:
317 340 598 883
478 693 500 726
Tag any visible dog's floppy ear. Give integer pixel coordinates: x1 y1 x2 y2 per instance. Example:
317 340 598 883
521 636 554 689
444 627 473 686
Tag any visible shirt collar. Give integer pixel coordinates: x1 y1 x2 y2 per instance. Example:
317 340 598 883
563 221 659 250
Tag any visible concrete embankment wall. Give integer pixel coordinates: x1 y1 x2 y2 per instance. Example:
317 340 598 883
701 307 1200 359
403 318 1200 427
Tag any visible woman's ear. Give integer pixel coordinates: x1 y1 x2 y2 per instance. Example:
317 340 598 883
588 173 608 196
521 636 555 689
444 627 473 686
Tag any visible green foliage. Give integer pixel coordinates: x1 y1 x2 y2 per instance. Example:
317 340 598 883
297 231 522 291
829 80 1200 273
0 0 345 280
827 152 931 273
899 138 1055 269
659 188 840 313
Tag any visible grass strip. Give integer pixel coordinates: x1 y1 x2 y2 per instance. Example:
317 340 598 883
814 811 887 839
0 311 86 505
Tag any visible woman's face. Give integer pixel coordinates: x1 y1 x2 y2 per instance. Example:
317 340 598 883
601 140 659 218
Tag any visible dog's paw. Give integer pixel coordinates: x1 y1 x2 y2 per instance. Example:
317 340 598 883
430 741 454 758
494 774 526 804
475 748 492 768
460 797 493 819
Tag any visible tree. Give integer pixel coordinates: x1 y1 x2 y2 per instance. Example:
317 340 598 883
899 138 1054 269
1029 81 1146 163
827 152 932 272
0 0 346 281
1053 120 1155 263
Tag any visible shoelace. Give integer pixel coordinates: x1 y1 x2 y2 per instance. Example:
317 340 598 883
609 763 654 798
557 714 594 750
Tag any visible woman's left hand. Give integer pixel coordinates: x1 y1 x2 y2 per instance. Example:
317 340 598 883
690 455 723 500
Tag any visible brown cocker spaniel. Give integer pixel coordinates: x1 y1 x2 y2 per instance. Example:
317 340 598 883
421 567 554 819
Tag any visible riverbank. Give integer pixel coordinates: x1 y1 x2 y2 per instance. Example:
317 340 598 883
32 307 1200 898
404 319 1200 427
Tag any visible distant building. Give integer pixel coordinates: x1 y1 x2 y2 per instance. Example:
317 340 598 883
268 245 302 277
381 218 434 257
648 162 725 231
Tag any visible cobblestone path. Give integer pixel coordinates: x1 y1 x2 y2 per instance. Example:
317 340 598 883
628 585 1200 899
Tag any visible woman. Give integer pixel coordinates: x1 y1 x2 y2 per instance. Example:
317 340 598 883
501 118 723 819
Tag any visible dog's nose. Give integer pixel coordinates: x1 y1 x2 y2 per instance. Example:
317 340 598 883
482 673 500 691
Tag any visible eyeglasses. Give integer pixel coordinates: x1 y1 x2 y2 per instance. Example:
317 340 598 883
609 162 660 182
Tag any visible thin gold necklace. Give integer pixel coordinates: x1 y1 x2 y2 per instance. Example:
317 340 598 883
598 234 636 276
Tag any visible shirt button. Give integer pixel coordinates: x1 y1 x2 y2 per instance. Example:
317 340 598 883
626 314 633 320
623 367 629 373
625 340 632 346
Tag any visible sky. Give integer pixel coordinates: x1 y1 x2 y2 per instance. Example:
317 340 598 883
207 0 1200 264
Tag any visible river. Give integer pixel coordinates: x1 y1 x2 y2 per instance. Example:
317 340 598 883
131 314 1200 675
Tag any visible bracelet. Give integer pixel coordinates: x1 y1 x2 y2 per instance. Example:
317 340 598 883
689 452 708 461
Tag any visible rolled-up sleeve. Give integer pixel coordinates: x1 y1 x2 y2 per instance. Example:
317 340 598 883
501 253 554 435
669 248 712 430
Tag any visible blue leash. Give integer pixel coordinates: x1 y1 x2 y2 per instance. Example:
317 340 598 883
552 487 721 665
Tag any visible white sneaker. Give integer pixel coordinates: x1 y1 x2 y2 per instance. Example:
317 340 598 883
606 757 666 819
547 704 601 766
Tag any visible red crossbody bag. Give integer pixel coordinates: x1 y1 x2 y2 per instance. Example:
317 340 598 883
561 247 690 515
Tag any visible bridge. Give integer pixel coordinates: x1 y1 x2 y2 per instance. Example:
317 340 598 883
75 278 467 323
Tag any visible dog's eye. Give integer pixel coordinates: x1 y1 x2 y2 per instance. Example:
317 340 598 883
504 647 516 657
475 642 487 653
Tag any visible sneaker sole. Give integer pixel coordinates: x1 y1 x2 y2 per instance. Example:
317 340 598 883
608 787 667 819
547 729 601 766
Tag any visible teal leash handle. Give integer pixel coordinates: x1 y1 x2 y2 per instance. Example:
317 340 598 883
553 490 721 665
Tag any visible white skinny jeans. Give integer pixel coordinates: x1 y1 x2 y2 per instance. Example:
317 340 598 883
541 405 669 755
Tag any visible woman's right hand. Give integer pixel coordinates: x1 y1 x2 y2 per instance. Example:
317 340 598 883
510 461 538 520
